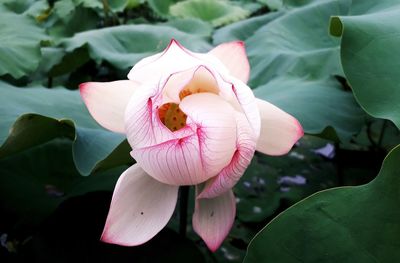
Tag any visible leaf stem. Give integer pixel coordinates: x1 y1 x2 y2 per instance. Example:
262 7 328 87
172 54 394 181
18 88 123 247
377 120 388 147
366 121 377 147
179 186 190 238
102 0 110 26
335 142 344 186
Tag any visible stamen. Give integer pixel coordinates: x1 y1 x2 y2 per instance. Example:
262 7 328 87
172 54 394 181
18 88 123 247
179 89 192 100
160 82 218 132
158 103 187 132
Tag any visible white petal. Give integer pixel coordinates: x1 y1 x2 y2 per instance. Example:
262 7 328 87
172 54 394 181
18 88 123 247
193 187 236 252
124 85 179 149
163 65 219 104
128 40 203 84
256 98 303 155
127 39 231 89
180 93 237 177
199 113 256 198
131 93 238 186
209 41 250 83
230 78 261 138
80 80 138 133
101 164 178 246
130 132 207 185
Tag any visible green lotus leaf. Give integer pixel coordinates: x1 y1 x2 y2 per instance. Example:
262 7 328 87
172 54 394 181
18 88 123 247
170 0 250 27
0 81 130 175
330 0 400 129
61 23 211 70
244 144 400 262
0 5 46 78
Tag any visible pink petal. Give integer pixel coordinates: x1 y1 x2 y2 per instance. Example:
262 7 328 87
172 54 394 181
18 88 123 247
80 80 138 133
127 39 231 87
127 40 202 85
209 41 250 83
256 98 304 155
101 164 178 246
179 93 238 178
131 93 238 186
130 133 207 185
193 186 236 252
125 85 179 149
198 113 257 199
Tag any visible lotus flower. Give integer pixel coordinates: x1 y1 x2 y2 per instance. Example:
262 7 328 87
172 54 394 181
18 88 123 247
79 40 303 251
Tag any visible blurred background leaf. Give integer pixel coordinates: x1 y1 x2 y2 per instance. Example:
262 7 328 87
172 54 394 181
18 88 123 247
60 23 212 72
0 5 47 79
147 0 182 18
169 0 250 27
330 0 400 129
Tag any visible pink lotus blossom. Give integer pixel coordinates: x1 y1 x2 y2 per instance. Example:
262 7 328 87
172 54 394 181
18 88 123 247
79 40 303 251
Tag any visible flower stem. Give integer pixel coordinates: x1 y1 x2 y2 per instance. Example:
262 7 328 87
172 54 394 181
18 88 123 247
179 186 190 238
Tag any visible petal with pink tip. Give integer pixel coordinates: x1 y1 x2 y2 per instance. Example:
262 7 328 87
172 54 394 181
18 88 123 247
101 164 178 246
209 41 250 83
80 80 138 133
256 98 304 156
128 40 202 84
125 85 181 149
128 40 231 87
193 186 236 252
198 113 257 199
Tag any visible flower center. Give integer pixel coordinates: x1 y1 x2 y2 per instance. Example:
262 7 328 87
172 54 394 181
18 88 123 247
159 67 220 132
158 89 204 132
158 103 187 132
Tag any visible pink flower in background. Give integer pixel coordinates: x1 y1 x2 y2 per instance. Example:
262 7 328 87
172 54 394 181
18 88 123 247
79 39 303 251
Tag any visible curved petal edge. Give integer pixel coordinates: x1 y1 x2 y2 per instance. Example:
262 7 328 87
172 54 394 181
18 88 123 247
79 80 138 133
101 164 178 246
256 98 303 156
209 41 250 84
198 113 256 199
193 187 236 252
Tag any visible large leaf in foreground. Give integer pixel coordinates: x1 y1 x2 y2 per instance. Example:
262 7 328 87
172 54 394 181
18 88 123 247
244 144 400 262
0 81 129 175
0 5 46 78
0 139 122 226
330 1 400 129
0 139 80 226
61 24 212 70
